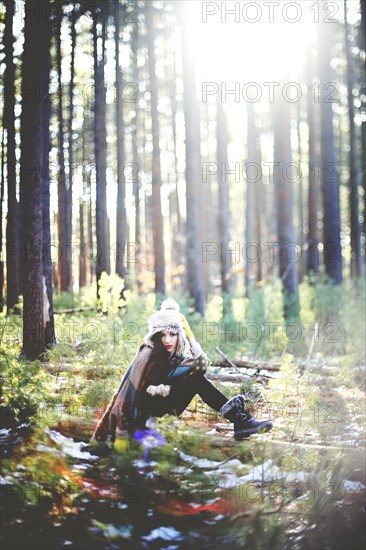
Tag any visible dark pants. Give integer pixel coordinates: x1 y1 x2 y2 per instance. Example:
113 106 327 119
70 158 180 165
139 375 228 425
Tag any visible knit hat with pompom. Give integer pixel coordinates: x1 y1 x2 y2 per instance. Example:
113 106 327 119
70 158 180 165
160 298 180 312
144 308 186 354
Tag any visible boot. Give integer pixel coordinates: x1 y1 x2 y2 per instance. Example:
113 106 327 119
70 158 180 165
220 395 272 440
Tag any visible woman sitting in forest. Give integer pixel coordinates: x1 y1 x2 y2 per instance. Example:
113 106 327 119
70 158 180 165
91 300 273 446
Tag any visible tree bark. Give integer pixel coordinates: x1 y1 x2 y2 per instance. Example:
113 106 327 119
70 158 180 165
360 0 366 254
318 1 342 284
296 100 305 283
273 78 300 320
0 128 4 312
56 10 72 292
169 48 184 274
344 0 362 278
245 102 257 298
4 0 21 312
79 128 87 289
88 170 94 285
217 98 232 314
93 3 110 294
254 123 263 284
178 5 205 315
306 45 320 275
131 28 142 293
66 1 76 289
115 0 128 290
145 1 165 296
21 0 52 359
42 51 56 348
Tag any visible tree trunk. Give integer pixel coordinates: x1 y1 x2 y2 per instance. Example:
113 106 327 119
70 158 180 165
169 49 184 273
0 128 4 312
216 98 232 313
318 1 342 284
131 29 142 293
306 45 320 275
66 2 76 290
145 1 165 296
178 5 205 315
93 4 110 294
245 102 256 298
273 79 300 320
79 129 87 289
21 0 52 359
87 164 94 285
253 114 263 284
79 198 86 289
296 100 305 283
360 0 366 255
4 0 21 312
42 54 56 347
115 0 127 290
344 0 362 278
56 11 72 292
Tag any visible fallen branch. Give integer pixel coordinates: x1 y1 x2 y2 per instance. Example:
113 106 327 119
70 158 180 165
215 347 274 381
215 347 247 375
53 307 101 314
207 372 271 383
215 351 282 372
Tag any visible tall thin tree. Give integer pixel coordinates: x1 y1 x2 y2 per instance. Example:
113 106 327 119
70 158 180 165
245 101 256 298
169 47 184 272
0 128 4 312
93 1 110 293
360 0 366 251
344 0 362 278
21 0 53 359
115 0 128 289
66 1 77 288
42 40 56 347
79 125 88 289
273 79 300 320
296 100 305 283
216 97 232 314
318 2 342 284
145 1 165 296
178 4 205 315
56 7 72 292
131 28 142 293
4 0 21 311
306 44 320 275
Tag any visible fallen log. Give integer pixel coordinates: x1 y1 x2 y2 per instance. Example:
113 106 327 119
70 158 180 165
53 307 101 314
215 347 278 379
215 358 282 372
206 372 274 383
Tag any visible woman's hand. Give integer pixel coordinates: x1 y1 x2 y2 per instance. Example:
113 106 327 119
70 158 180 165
146 384 171 397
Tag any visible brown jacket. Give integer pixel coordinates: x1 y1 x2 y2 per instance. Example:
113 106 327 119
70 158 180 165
91 341 209 442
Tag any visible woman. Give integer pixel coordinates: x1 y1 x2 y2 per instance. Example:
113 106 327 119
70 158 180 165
91 301 272 445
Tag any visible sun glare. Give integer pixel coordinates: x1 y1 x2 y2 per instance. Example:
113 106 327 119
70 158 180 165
187 0 316 86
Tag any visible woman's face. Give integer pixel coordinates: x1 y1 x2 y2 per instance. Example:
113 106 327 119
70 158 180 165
161 330 178 354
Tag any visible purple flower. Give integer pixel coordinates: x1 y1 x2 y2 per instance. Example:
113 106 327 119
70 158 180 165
134 429 167 462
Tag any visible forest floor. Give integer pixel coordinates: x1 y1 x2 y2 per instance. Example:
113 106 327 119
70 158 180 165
1 353 365 550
